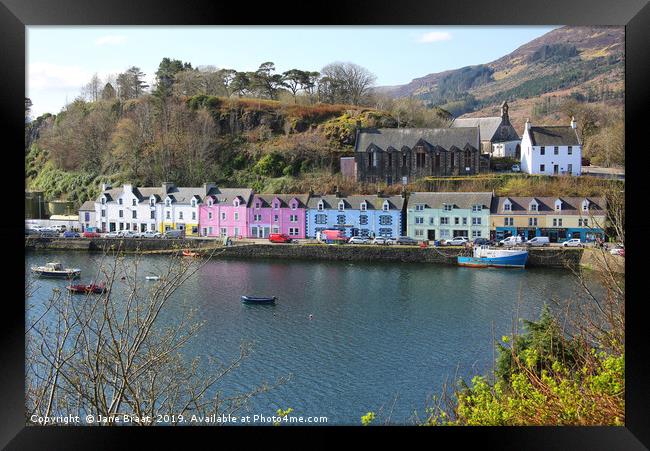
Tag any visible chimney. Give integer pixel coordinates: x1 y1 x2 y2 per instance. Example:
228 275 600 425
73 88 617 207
161 182 174 194
203 182 216 195
524 118 531 132
500 101 510 125
570 116 577 129
101 183 111 191
376 189 383 197
334 185 341 197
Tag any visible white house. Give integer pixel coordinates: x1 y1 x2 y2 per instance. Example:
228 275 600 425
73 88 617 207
95 184 164 233
160 183 216 236
520 117 582 176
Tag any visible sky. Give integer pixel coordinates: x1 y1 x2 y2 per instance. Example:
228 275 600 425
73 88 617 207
27 26 559 118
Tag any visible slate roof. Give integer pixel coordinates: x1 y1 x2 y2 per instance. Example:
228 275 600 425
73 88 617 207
79 201 96 211
251 193 310 208
528 126 580 147
490 197 605 215
204 187 254 206
307 194 405 211
408 192 493 210
355 127 479 153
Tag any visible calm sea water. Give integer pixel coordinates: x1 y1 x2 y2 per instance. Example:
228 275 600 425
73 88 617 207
25 251 587 425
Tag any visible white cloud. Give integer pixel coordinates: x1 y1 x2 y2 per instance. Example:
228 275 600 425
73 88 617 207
28 62 92 90
417 31 452 43
95 35 128 46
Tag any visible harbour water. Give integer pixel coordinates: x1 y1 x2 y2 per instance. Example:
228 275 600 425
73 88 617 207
25 251 589 425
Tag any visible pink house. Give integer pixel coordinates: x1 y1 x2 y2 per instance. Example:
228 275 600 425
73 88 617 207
198 188 253 238
247 194 309 239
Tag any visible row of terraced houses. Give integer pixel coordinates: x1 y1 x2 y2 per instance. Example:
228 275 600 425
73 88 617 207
81 183 607 243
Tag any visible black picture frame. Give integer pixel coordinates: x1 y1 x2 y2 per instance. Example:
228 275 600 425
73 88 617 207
3 0 648 447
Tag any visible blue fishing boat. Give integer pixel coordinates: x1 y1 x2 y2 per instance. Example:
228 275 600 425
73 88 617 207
457 245 528 269
241 295 277 304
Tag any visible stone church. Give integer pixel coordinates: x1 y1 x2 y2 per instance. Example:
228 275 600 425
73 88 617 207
354 127 481 185
450 101 521 158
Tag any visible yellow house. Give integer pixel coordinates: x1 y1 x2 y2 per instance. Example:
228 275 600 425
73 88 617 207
491 196 606 243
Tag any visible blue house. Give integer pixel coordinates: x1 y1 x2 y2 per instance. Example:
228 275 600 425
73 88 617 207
306 193 405 239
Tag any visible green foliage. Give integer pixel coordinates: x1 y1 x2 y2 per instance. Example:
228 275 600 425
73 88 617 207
528 44 579 64
28 161 110 206
253 153 287 177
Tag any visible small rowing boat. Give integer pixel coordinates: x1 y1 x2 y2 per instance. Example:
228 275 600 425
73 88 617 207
241 295 277 304
145 275 160 281
66 282 107 294
182 250 199 257
31 262 81 279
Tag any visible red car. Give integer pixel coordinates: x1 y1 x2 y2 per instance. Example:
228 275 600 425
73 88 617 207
269 233 292 243
82 231 101 238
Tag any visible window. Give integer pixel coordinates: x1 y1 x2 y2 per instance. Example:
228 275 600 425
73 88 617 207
554 146 559 155
359 215 368 225
530 203 538 212
462 217 467 226
367 152 374 168
415 217 424 225
504 217 514 226
289 227 299 236
415 204 424 211
290 214 298 222
101 198 106 205
315 214 327 224
379 228 392 237
191 199 197 207
338 201 345 212
119 198 123 205
568 146 573 155
179 211 183 220
166 211 171 219
440 217 449 225
578 218 589 227
472 205 482 212
387 153 392 168
402 153 408 167
503 203 511 211
234 212 239 221
454 217 460 225
208 211 213 220
255 202 261 209
360 202 367 212
472 217 481 225
318 202 324 211
415 229 424 237
272 226 279 233
254 214 261 221
567 164 573 173
416 153 426 168
382 202 389 212
444 204 453 211
150 223 155 231
132 210 137 219
101 210 106 217
234 227 239 237
119 210 123 218
273 202 279 209
274 215 279 222
192 212 196 220
220 228 227 237
429 217 435 225
540 164 545 172
150 198 155 206
582 201 589 212
337 215 346 225
555 201 562 212
221 212 226 221
132 199 137 206
540 146 545 155
528 218 538 226
472 230 482 238
291 203 297 210
166 199 171 207
552 218 563 227
440 229 450 238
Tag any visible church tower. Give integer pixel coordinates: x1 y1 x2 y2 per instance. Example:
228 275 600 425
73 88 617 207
500 101 510 126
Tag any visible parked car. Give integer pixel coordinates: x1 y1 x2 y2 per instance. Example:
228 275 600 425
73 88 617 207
472 238 495 246
562 238 583 247
511 164 521 172
499 236 523 247
38 229 59 237
395 236 419 246
525 236 550 247
63 230 80 238
140 231 163 239
385 237 398 245
120 230 139 238
445 236 469 246
372 237 389 245
25 228 41 236
609 245 624 256
105 231 122 238
348 236 369 244
164 230 184 239
269 233 293 243
82 230 101 238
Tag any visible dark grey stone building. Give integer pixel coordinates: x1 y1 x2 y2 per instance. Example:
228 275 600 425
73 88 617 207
354 127 481 185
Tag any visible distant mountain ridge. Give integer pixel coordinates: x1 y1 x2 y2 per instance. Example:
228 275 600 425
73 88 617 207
376 26 624 125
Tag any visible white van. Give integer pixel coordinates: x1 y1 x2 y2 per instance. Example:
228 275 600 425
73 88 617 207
526 236 550 247
499 235 523 247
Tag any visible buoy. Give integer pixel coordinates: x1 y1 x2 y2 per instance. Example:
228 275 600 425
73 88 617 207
309 314 313 320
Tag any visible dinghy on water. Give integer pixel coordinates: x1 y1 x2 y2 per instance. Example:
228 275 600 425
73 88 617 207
146 275 160 281
241 295 277 304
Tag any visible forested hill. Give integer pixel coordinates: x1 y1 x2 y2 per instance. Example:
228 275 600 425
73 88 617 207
376 26 624 124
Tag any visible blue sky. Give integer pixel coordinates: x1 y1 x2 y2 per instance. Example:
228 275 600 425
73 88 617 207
27 26 558 118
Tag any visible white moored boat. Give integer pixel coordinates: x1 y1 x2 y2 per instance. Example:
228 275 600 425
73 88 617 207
457 245 528 269
31 262 81 279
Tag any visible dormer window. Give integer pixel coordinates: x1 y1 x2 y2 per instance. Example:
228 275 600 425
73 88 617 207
165 199 171 207
150 198 155 206
273 202 279 209
191 199 197 208
208 198 213 206
555 200 562 212
234 199 240 207
119 198 123 205
582 200 589 212
503 200 511 212
290 202 297 210
318 201 324 211
101 197 106 205
132 199 137 206
444 204 453 211
255 201 261 209
415 204 424 211
360 202 367 212
338 200 345 212
529 201 538 212
472 204 482 212
382 201 390 212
